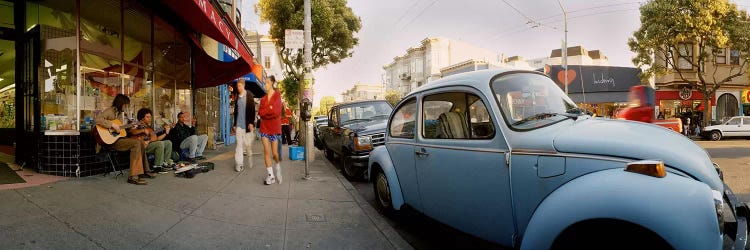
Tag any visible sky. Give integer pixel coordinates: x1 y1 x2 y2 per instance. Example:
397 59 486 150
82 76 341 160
240 0 750 106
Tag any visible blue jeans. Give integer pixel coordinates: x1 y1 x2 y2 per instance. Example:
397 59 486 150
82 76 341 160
180 134 208 158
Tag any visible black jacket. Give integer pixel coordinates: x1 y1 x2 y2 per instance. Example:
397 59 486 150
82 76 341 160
234 91 256 130
167 122 196 151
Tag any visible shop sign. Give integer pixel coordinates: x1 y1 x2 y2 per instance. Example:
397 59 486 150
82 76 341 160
742 89 750 104
679 87 693 100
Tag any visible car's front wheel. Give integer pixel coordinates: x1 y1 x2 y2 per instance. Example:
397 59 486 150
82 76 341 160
710 131 722 141
372 167 395 216
340 151 364 181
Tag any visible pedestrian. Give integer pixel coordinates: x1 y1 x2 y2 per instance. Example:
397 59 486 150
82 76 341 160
281 104 292 145
684 117 691 136
95 94 153 185
259 75 283 185
233 78 256 172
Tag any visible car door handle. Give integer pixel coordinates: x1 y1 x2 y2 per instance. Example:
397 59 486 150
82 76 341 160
415 148 430 157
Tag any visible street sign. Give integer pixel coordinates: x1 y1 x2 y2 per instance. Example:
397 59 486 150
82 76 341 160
285 29 304 49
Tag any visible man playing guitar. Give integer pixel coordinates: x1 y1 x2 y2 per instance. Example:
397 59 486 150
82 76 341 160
95 94 155 185
129 108 172 171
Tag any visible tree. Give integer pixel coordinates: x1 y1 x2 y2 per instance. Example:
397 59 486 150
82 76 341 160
317 96 337 116
629 0 750 126
385 90 402 106
256 0 362 87
278 76 299 107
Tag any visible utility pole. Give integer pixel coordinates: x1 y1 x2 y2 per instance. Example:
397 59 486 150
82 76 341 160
302 0 314 178
557 0 568 95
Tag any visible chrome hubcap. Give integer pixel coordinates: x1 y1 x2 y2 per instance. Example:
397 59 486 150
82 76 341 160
376 174 391 208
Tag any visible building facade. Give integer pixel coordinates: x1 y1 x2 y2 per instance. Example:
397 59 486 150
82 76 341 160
245 32 285 79
652 44 750 123
341 83 384 102
383 37 501 97
547 46 610 66
0 0 259 176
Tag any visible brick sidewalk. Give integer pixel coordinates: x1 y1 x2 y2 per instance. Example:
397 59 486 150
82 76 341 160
0 142 410 249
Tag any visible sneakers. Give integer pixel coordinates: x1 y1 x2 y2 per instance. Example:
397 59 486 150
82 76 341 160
195 156 207 160
235 165 244 172
274 164 282 184
264 174 276 185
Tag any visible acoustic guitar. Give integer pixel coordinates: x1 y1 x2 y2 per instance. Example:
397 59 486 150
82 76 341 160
93 119 140 145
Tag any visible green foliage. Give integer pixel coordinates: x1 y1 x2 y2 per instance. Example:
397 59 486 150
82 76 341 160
629 0 750 125
316 96 337 116
385 90 402 106
280 76 300 108
256 0 362 81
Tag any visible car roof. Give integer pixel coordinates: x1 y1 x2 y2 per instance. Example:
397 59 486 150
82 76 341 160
403 68 541 98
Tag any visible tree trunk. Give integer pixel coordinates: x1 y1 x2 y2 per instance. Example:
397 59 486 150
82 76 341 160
702 95 710 127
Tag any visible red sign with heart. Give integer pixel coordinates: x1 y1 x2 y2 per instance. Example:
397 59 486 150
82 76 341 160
557 69 576 85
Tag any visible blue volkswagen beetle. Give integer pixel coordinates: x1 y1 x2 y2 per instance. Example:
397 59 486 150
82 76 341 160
368 69 749 249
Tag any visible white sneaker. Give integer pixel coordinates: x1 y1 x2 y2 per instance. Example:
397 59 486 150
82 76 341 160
274 164 282 184
264 174 276 185
235 165 243 172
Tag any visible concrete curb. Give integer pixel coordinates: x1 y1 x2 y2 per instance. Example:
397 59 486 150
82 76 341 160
313 150 413 250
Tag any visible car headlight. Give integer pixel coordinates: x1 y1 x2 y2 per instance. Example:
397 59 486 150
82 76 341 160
712 190 725 235
353 135 373 151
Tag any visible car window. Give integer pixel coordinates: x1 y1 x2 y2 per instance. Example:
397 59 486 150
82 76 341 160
743 118 750 126
339 102 393 124
468 95 495 139
492 73 578 131
422 92 490 139
726 117 740 126
330 108 339 127
390 99 416 139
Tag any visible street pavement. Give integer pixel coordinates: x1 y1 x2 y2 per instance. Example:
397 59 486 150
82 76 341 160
0 141 410 250
696 139 750 202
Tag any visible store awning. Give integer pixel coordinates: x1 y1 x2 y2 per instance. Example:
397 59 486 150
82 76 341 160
230 66 268 97
162 0 256 88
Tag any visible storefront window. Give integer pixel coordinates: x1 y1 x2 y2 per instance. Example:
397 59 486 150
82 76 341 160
36 0 77 131
0 1 12 29
81 53 122 127
154 72 175 127
80 0 122 63
123 1 152 68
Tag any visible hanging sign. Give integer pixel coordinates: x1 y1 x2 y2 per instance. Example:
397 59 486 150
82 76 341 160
679 87 693 100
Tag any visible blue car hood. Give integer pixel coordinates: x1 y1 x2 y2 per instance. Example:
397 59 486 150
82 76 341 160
553 118 723 191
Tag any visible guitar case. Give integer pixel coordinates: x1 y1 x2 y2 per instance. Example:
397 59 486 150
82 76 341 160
175 162 215 178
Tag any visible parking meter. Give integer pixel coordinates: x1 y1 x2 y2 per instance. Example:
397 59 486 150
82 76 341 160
301 98 312 121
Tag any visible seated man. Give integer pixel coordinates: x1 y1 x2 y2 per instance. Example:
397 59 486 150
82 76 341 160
167 111 208 162
129 108 173 169
95 94 153 185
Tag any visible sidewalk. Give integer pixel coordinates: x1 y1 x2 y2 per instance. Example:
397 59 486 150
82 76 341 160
0 141 410 249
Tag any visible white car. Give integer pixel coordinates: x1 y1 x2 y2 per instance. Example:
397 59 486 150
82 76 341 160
702 116 750 141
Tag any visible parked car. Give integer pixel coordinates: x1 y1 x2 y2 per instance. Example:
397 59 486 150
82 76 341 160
702 116 750 141
368 69 747 249
319 100 392 180
313 116 328 149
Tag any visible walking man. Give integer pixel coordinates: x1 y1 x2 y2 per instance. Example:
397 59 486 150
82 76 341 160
233 78 256 172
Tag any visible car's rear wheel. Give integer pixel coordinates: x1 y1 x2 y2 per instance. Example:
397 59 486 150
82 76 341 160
372 167 395 216
710 131 722 141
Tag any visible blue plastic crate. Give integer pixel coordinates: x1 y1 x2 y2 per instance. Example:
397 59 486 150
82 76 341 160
289 146 305 161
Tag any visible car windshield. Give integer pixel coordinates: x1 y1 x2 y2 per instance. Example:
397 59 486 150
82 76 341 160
492 73 579 130
339 102 393 124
